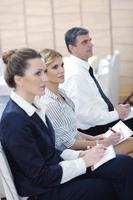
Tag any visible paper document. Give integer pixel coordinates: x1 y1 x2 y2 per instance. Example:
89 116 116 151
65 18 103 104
104 120 133 144
92 120 133 170
92 145 116 171
124 106 133 120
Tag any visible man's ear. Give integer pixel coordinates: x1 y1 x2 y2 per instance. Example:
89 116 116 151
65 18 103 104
69 44 74 53
14 75 22 86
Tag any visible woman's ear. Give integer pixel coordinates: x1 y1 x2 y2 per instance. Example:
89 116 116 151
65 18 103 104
14 75 22 86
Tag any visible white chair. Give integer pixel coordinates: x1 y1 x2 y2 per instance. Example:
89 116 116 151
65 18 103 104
97 57 110 97
0 175 5 199
0 58 5 77
0 142 27 200
0 75 12 96
108 50 120 106
97 50 120 106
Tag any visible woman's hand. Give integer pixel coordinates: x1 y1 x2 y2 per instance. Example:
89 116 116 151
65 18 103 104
93 134 104 140
82 145 106 167
82 133 104 141
103 132 121 147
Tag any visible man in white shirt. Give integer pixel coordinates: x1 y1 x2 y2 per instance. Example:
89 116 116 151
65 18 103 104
61 27 133 135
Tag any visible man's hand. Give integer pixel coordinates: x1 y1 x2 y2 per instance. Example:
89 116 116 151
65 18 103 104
116 104 131 120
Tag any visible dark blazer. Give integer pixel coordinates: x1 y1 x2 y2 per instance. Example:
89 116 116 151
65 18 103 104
0 99 63 198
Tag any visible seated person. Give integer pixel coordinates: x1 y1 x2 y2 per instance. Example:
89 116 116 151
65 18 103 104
61 27 133 136
37 48 133 158
1 48 133 200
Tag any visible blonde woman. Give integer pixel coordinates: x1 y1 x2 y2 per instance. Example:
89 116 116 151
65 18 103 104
38 48 133 157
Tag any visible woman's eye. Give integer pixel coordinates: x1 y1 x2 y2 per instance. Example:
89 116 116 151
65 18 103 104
52 65 58 69
36 71 41 76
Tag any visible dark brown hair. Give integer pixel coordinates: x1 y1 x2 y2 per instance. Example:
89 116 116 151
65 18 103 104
2 48 41 88
65 27 89 53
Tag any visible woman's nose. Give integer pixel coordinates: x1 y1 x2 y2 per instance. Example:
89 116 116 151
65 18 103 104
60 66 64 73
42 72 48 82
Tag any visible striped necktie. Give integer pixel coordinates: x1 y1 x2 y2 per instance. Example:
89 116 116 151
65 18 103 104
89 66 114 111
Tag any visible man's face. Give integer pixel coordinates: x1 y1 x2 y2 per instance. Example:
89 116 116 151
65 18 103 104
70 34 93 61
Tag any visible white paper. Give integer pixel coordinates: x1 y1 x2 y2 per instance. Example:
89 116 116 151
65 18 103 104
92 120 133 171
104 120 133 144
124 106 133 120
92 145 116 171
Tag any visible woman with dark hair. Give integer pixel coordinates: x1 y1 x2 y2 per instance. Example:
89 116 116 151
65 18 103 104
0 48 133 200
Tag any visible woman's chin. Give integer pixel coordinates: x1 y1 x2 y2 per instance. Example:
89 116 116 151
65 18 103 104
38 90 45 96
59 79 64 83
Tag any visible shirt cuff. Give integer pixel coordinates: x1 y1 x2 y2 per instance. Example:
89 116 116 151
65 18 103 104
59 158 86 184
60 149 81 160
109 110 119 122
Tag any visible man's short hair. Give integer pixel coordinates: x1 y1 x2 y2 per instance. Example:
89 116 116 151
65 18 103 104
65 27 89 53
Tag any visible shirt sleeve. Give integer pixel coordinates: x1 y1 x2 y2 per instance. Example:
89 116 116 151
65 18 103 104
61 74 119 130
59 158 86 184
59 149 86 184
60 149 81 160
45 101 78 150
54 127 76 150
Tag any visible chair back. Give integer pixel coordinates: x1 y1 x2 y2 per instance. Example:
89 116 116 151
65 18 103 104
0 175 5 198
108 50 120 106
0 142 20 200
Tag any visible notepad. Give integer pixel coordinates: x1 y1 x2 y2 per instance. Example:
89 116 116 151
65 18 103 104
91 145 116 171
92 120 133 170
104 120 133 144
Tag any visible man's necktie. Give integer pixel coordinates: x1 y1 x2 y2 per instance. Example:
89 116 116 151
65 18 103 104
89 66 114 111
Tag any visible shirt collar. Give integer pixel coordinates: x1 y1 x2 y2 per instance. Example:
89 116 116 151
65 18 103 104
70 55 90 70
10 91 37 117
45 87 67 100
45 88 58 99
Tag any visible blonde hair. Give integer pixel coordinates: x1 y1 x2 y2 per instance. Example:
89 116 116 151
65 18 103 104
40 48 62 68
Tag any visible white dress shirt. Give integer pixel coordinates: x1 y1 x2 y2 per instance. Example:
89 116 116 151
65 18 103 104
60 55 119 130
11 91 86 184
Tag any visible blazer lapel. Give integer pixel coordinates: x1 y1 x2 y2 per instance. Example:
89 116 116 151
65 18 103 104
45 115 55 142
31 113 55 145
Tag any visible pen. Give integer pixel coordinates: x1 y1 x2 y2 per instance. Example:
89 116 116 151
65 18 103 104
109 127 117 133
